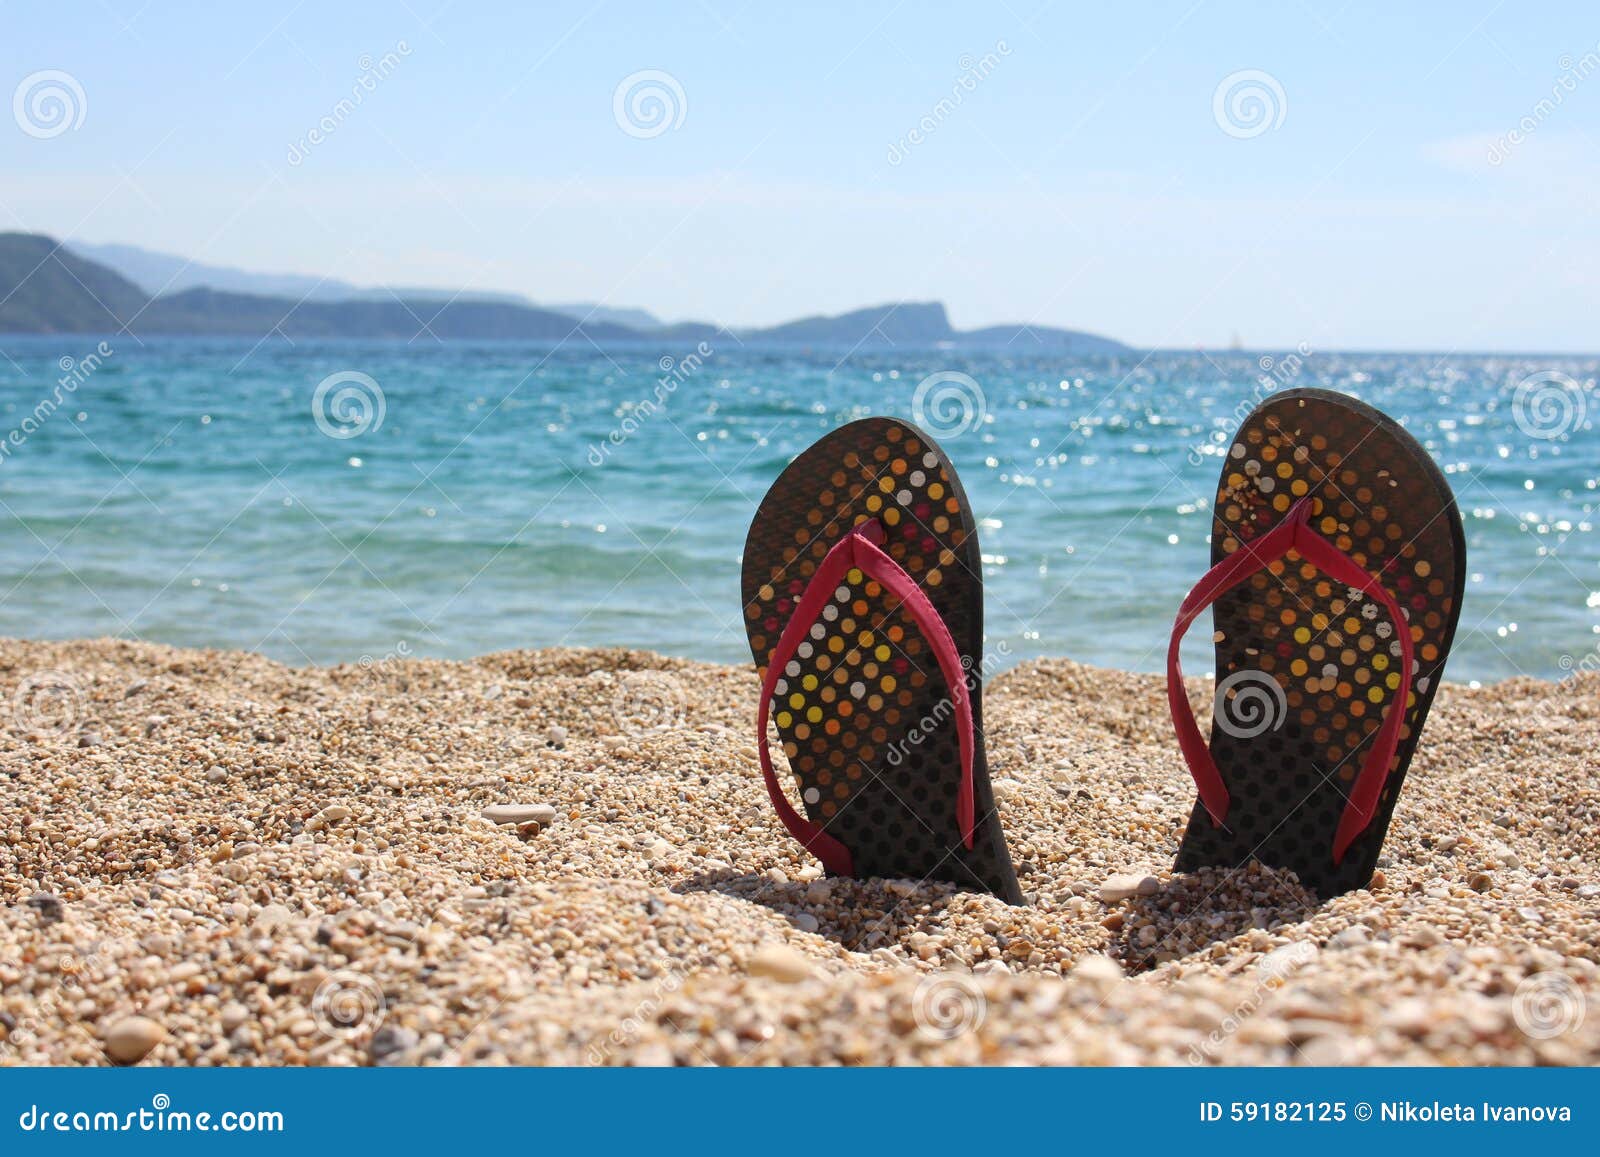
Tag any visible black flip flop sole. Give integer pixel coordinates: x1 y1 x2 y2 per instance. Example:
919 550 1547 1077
741 417 1023 904
1175 388 1467 897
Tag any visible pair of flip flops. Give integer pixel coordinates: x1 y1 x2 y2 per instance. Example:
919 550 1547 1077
742 390 1465 903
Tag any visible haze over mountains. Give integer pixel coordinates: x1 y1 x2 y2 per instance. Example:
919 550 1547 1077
0 233 1129 353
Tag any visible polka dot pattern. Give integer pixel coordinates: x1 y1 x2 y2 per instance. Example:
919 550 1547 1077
741 418 1023 903
1176 389 1466 897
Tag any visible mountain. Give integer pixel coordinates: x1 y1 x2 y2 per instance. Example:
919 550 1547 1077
67 240 664 329
0 234 148 333
738 301 1126 353
2 233 1128 352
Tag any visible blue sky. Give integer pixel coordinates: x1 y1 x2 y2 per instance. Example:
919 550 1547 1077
3 1 1597 350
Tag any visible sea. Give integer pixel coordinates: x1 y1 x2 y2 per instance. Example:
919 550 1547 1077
0 336 1594 685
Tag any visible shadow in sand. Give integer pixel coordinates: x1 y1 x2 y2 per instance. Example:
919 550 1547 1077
675 869 962 953
1103 864 1325 972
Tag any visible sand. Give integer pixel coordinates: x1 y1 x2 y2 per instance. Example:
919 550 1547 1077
1 638 1595 1066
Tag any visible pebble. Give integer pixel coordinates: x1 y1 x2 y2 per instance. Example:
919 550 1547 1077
745 945 816 984
481 803 558 826
369 1024 419 1063
1072 954 1124 983
1098 872 1160 902
791 913 820 934
102 1016 166 1064
546 724 568 748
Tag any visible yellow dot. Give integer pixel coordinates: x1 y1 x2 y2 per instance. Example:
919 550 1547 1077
866 495 882 512
874 645 890 661
788 693 804 710
827 637 843 653
878 477 895 492
1385 672 1401 690
883 507 901 525
1344 618 1361 634
881 676 897 692
802 674 818 690
1367 686 1384 703
1276 461 1294 478
1371 654 1388 671
928 483 944 499
806 706 822 723
1293 627 1310 644
776 712 791 727
858 631 874 647
1290 659 1308 676
846 568 863 584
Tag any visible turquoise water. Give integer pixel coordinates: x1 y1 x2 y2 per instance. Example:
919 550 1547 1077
0 336 1594 683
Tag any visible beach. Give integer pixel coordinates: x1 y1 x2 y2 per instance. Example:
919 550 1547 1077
2 637 1596 1066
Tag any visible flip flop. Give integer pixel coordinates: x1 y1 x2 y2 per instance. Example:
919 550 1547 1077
741 416 1024 904
1167 388 1466 897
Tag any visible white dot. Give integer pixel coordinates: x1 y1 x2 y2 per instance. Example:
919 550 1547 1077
835 586 850 602
803 788 820 805
785 661 800 676
1258 476 1275 493
822 604 838 621
850 681 866 698
809 623 825 639
797 641 814 658
775 679 788 695
910 470 925 486
896 489 912 505
923 452 937 467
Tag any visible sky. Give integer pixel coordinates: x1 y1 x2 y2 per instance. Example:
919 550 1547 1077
2 0 1598 351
